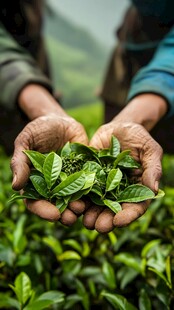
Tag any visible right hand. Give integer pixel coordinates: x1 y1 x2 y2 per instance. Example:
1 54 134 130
83 120 163 233
10 113 89 225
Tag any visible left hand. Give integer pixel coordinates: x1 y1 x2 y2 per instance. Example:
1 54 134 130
11 114 88 225
82 120 163 233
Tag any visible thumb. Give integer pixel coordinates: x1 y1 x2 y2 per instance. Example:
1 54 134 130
11 136 31 191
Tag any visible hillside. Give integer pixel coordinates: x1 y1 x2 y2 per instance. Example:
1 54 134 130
44 9 109 108
49 0 129 48
44 9 108 62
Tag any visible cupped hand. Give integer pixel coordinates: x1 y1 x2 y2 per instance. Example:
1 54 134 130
11 114 88 224
83 121 163 233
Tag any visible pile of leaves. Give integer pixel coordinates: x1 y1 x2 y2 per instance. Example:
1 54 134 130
10 136 163 213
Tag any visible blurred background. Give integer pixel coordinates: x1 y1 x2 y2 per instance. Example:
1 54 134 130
44 0 129 110
1 2 174 308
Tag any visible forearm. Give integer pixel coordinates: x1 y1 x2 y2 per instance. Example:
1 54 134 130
112 93 168 131
18 84 68 120
127 27 174 119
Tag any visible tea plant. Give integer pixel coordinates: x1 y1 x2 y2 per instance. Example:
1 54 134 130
0 145 173 310
9 136 164 214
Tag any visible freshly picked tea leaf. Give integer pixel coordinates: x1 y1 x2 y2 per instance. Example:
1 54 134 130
10 136 165 215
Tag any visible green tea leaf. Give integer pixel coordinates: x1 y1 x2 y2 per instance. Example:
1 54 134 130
83 161 103 174
89 193 105 206
0 294 20 309
82 172 95 190
60 141 72 157
37 290 64 303
43 152 62 189
13 215 27 254
141 239 161 258
148 267 171 288
70 189 90 201
139 289 152 310
98 149 111 157
166 256 172 288
9 272 32 305
23 150 46 173
8 192 38 203
42 236 63 256
119 269 139 290
154 189 165 199
70 143 98 159
102 261 117 289
104 199 122 213
60 171 67 181
91 184 103 197
30 175 49 198
22 185 41 200
56 198 67 213
83 161 106 184
113 150 130 167
51 171 86 197
114 253 142 273
63 294 83 310
118 155 140 169
63 239 82 253
106 168 122 191
56 196 70 213
57 250 81 261
118 184 155 203
101 291 138 310
110 135 120 157
24 300 55 310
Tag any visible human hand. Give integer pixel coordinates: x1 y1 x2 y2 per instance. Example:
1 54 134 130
11 114 88 224
83 121 163 233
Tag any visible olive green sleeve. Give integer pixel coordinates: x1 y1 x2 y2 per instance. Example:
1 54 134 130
0 22 53 110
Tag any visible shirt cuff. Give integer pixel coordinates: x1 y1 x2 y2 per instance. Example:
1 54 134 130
0 59 53 110
127 69 174 118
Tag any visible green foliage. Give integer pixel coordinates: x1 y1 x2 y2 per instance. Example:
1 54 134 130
5 271 65 310
0 134 174 309
9 137 162 213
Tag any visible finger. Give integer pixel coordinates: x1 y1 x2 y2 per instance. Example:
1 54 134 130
68 200 86 215
113 200 150 227
83 205 104 230
26 199 61 221
95 208 115 233
60 208 77 226
141 139 163 192
89 125 113 149
66 120 89 145
11 132 32 190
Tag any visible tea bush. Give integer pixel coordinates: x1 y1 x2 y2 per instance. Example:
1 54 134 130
0 103 174 309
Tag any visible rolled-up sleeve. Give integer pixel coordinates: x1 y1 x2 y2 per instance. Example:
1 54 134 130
127 26 174 118
0 22 53 110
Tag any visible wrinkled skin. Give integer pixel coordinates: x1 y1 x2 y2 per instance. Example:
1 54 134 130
11 114 89 225
83 120 163 233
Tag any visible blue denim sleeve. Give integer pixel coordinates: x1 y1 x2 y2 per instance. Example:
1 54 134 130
127 26 174 118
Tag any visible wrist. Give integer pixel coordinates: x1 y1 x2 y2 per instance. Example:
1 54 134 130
112 94 168 131
18 84 68 120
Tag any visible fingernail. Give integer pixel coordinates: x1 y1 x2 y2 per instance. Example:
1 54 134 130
154 181 159 192
12 174 17 187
